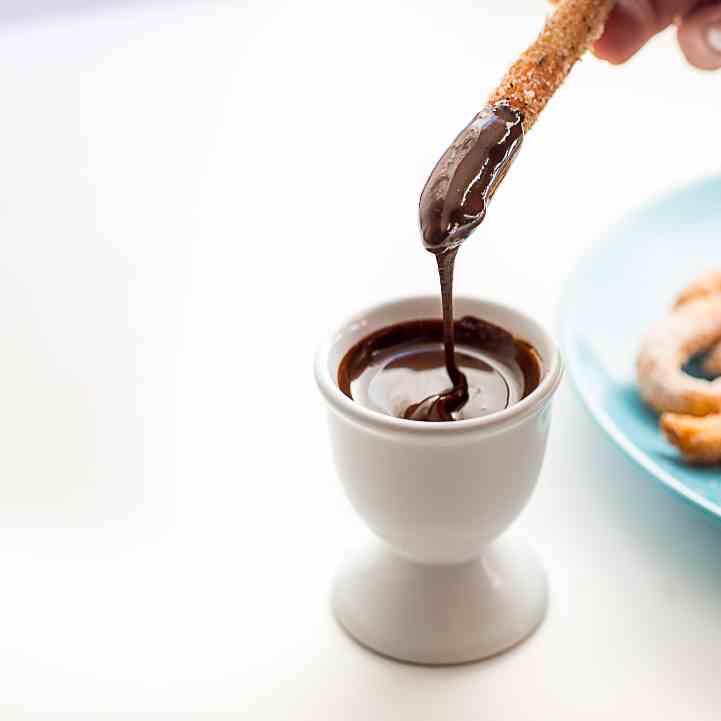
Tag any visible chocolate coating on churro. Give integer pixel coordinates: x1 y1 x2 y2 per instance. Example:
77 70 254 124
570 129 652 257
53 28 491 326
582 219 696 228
489 0 615 131
419 103 524 254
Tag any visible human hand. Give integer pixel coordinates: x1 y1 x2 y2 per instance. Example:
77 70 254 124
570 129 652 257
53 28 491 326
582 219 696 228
594 1 721 69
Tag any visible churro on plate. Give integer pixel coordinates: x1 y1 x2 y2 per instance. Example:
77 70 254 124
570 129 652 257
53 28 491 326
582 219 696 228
674 269 721 309
661 412 721 466
637 294 721 416
637 271 721 465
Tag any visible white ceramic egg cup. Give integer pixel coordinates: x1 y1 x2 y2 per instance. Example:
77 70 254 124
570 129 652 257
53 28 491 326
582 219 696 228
315 296 563 665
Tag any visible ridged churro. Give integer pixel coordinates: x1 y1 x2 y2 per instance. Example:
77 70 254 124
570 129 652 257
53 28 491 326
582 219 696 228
637 272 721 465
703 343 721 377
673 270 721 378
674 269 721 309
661 412 721 465
637 295 721 416
488 0 616 131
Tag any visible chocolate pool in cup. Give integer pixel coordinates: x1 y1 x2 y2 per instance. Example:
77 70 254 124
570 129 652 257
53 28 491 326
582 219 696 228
315 295 563 665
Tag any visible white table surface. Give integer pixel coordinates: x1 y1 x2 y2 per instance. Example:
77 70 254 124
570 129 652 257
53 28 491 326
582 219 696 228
1 0 721 717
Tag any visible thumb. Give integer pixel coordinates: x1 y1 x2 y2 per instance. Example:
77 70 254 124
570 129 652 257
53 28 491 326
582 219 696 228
677 3 721 70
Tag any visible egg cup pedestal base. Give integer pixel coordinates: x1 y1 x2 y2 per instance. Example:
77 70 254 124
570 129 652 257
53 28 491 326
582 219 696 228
332 534 548 665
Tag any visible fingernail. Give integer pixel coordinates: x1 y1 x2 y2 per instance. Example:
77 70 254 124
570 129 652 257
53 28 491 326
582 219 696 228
708 26 721 54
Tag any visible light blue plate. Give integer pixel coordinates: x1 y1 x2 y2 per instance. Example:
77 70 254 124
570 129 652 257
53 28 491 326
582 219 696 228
561 175 721 519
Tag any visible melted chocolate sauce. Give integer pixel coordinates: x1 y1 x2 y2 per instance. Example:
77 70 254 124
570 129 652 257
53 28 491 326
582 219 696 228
412 103 524 420
338 317 541 422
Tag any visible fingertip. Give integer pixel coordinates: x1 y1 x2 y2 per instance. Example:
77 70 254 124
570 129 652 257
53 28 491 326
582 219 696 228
591 43 632 65
677 4 721 71
592 3 655 64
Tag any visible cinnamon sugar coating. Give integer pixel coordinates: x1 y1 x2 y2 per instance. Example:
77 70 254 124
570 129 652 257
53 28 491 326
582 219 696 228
488 0 615 131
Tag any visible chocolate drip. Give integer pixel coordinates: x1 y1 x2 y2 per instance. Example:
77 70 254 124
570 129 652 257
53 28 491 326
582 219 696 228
403 249 469 421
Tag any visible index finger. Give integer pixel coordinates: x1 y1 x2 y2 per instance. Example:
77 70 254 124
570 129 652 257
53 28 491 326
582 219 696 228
590 0 699 63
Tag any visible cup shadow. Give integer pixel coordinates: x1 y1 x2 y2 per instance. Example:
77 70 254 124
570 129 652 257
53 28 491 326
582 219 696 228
559 386 721 589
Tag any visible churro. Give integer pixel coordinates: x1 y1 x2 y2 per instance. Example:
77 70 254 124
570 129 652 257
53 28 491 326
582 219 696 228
674 269 721 309
636 295 721 416
661 412 721 465
420 0 616 254
673 270 721 377
703 343 721 377
488 0 615 131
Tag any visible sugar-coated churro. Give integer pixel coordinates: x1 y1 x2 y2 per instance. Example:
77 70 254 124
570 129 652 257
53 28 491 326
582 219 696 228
673 270 721 378
703 343 721 377
488 0 615 131
674 269 721 309
661 412 721 465
636 295 721 416
638 272 721 464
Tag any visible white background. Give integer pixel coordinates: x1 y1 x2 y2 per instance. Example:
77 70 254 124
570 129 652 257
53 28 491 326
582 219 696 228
0 0 720 717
